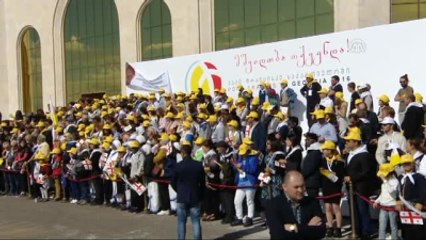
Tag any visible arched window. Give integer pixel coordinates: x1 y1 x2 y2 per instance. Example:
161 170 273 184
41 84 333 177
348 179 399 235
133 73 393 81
215 0 334 50
391 0 426 23
64 0 121 103
141 0 172 60
21 27 43 112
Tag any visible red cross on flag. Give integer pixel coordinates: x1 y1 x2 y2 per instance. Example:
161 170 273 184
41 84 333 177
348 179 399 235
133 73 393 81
82 160 93 171
132 182 146 196
400 211 424 225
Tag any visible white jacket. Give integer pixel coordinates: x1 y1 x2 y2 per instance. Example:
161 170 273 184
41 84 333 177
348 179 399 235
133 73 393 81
374 177 399 207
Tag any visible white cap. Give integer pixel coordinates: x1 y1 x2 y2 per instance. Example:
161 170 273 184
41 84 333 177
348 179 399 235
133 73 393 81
380 117 395 125
358 84 368 90
112 139 121 149
142 144 151 155
136 135 146 144
221 104 229 110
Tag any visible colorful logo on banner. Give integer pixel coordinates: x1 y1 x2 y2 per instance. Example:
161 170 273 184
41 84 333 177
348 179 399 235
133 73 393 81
185 61 222 96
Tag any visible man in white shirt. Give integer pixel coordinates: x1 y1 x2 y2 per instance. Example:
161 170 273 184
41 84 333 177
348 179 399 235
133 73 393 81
318 88 333 109
375 117 406 164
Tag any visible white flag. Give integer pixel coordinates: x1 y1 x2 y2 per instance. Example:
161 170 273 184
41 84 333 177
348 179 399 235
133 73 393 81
126 63 171 93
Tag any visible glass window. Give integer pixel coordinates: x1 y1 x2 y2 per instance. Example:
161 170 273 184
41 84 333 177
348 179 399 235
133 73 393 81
141 0 173 60
391 0 426 23
215 0 334 50
64 0 121 103
21 28 43 112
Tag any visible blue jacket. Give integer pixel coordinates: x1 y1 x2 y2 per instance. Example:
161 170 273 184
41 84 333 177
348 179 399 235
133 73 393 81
171 156 205 205
234 154 259 188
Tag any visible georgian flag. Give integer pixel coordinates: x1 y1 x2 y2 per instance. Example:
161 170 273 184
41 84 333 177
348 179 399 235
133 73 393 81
400 211 424 225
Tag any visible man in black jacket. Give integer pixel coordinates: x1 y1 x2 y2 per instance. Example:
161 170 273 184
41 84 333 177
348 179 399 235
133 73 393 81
265 171 326 240
246 111 266 153
401 94 425 139
300 74 322 127
344 129 380 240
171 144 205 240
301 133 322 198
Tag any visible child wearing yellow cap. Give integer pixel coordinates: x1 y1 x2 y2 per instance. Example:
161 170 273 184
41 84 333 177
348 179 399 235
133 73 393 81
395 154 426 240
319 140 345 238
373 163 398 240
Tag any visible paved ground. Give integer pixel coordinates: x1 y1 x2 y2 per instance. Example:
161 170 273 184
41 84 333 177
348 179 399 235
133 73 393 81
0 196 268 239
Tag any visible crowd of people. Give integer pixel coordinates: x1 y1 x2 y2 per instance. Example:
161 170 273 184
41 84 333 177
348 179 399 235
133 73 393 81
1 73 426 240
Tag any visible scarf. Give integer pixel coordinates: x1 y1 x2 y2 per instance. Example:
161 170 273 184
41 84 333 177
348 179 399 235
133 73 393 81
347 145 368 165
401 172 415 185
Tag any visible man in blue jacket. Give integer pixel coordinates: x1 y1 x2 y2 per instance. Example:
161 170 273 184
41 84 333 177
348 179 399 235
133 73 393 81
171 144 205 240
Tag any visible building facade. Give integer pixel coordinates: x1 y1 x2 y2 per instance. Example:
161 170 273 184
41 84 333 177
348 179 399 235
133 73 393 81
0 0 422 116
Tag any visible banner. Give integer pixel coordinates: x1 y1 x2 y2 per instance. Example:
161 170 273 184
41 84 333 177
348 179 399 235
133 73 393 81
126 19 426 129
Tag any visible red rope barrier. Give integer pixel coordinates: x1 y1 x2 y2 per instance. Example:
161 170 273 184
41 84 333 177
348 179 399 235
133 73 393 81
355 192 397 211
315 192 343 200
66 174 101 183
0 167 21 173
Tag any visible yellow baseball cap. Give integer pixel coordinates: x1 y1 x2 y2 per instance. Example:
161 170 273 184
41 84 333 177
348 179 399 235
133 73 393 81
102 142 111 150
251 97 260 106
67 147 78 155
246 111 260 119
194 137 204 145
313 109 325 119
238 144 249 155
344 128 362 141
117 146 127 153
324 107 334 115
377 163 395 178
158 133 170 142
51 148 61 155
243 137 254 145
183 121 192 129
104 136 113 143
355 99 363 105
399 154 414 164
197 113 208 120
227 120 239 128
166 112 175 119
237 84 244 90
306 73 314 79
77 124 86 131
378 95 390 104
169 134 178 142
415 92 423 103
318 88 328 94
335 92 344 100
36 121 46 128
88 138 100 146
206 115 218 123
237 97 245 104
281 79 288 85
128 140 140 149
320 140 336 150
261 102 271 111
34 153 47 160
103 124 111 130
274 112 286 121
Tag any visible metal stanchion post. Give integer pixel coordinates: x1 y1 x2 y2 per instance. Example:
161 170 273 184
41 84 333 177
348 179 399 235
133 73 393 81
349 181 357 239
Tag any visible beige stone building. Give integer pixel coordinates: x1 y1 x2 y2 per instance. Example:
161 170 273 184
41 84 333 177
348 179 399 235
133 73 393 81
0 0 421 116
